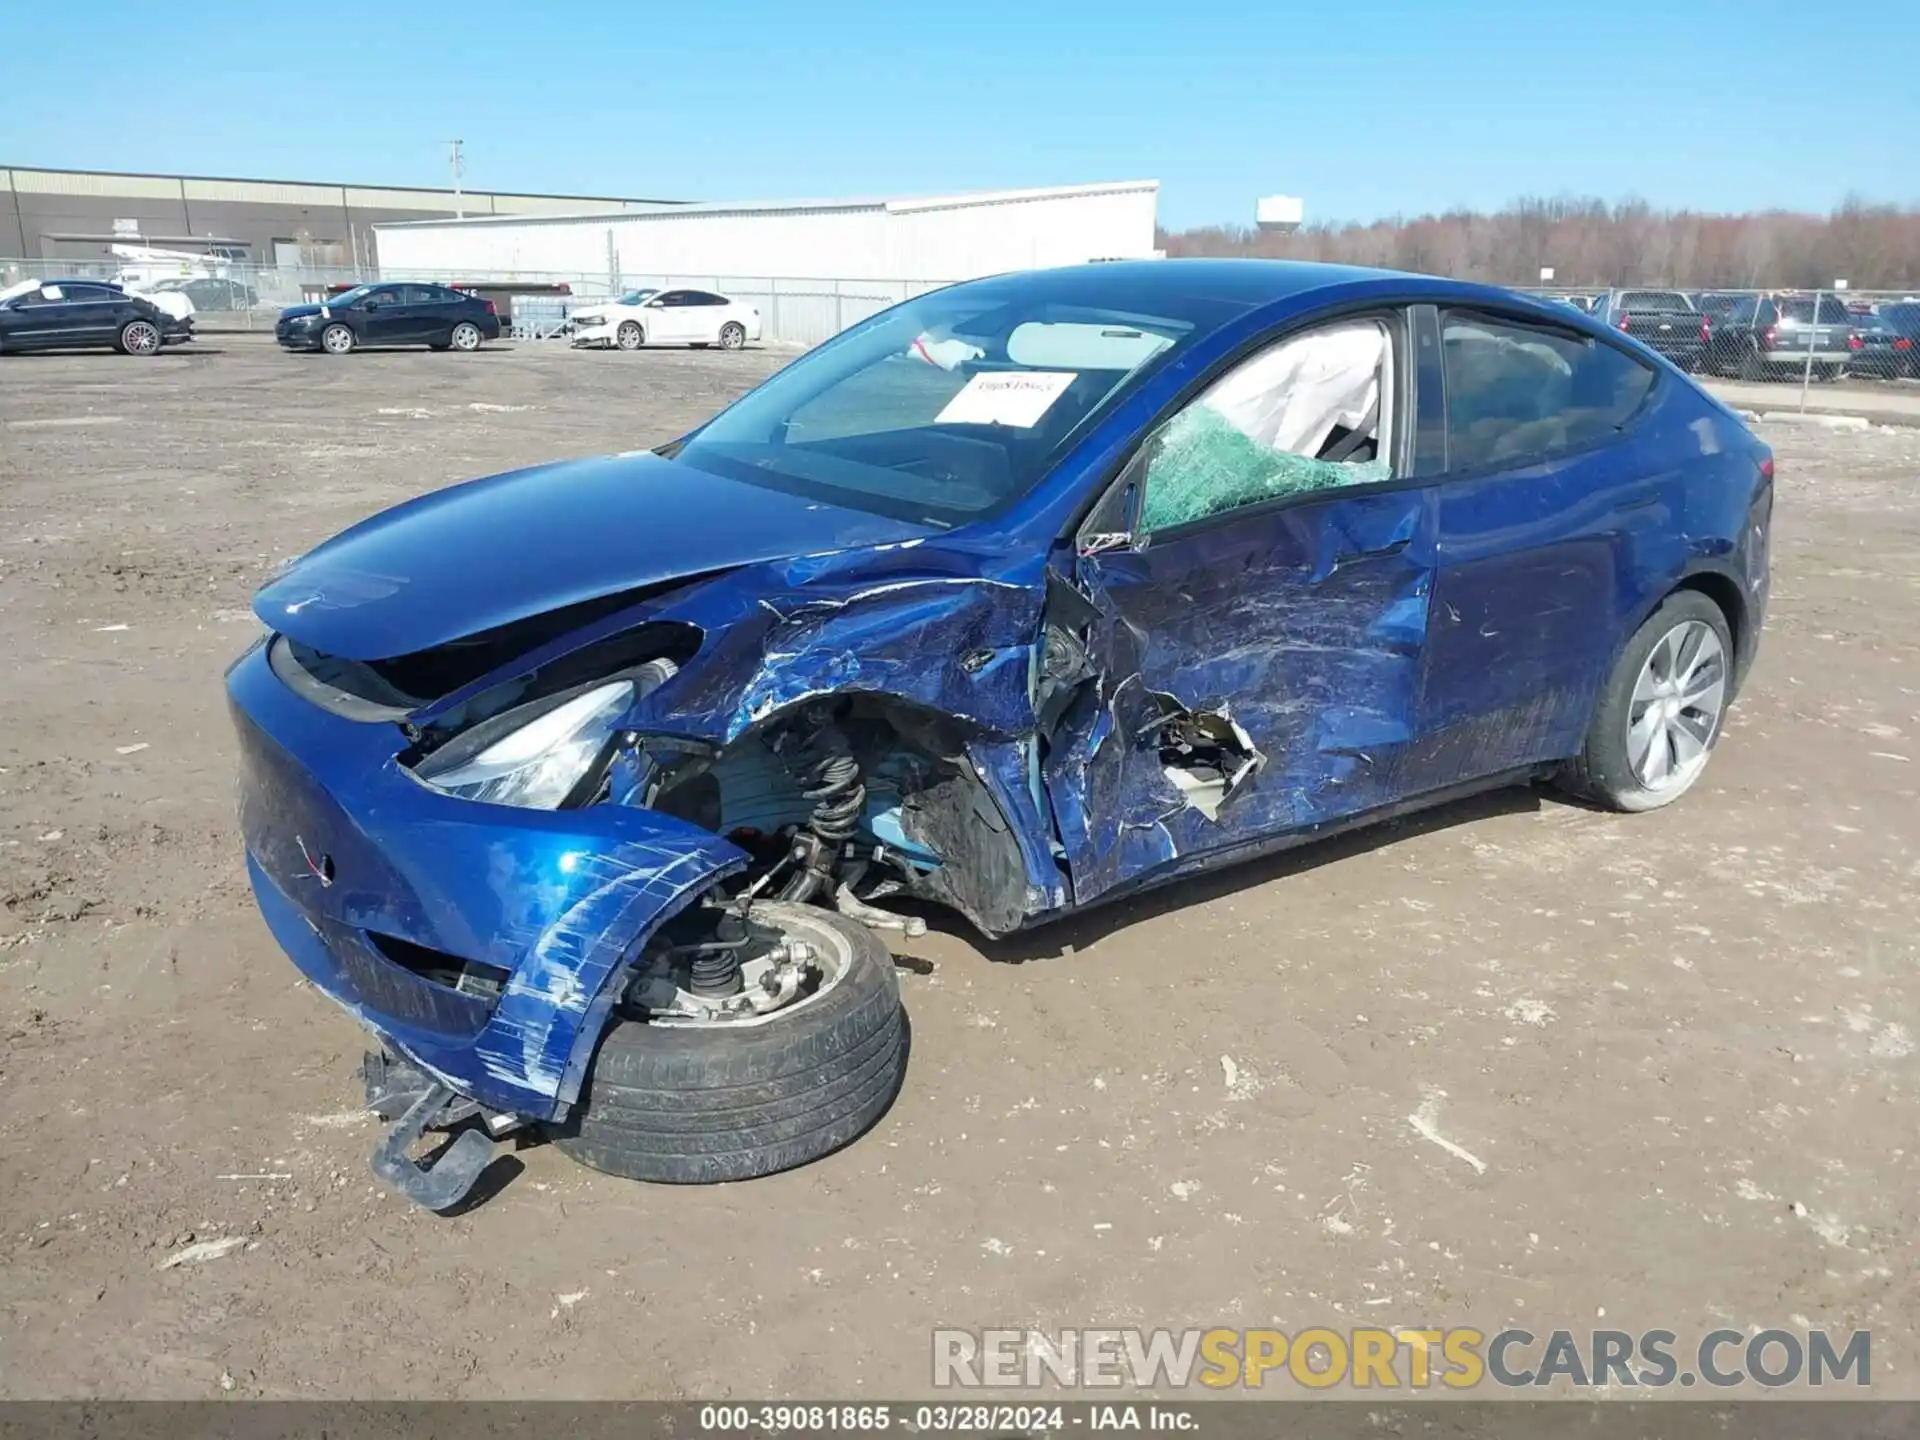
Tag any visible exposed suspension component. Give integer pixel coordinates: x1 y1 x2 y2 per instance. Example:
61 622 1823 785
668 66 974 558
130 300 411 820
776 710 865 904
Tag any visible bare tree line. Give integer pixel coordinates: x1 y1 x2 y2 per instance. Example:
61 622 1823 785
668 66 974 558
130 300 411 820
1159 196 1920 292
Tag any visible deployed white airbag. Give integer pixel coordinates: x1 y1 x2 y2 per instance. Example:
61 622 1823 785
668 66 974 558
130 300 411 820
1199 320 1385 457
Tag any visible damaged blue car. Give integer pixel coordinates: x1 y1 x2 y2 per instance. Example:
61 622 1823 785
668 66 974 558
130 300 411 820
228 260 1772 1208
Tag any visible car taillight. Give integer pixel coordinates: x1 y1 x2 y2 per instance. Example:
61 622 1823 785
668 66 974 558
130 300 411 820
1700 317 1711 342
1849 332 1864 351
1762 326 1777 349
1759 454 1774 482
1617 316 1631 331
483 299 497 316
1897 338 1913 351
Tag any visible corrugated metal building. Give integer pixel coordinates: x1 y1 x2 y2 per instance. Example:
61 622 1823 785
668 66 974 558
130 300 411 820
1 164 684 264
371 181 1161 285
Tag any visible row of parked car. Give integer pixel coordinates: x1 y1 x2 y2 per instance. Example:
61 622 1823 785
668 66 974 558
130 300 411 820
0 274 766 357
1550 289 1920 381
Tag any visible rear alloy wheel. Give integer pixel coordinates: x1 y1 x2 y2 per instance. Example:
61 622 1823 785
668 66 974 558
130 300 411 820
117 319 162 356
616 320 644 350
718 321 747 351
321 323 356 355
1557 591 1733 812
547 901 907 1184
449 321 482 352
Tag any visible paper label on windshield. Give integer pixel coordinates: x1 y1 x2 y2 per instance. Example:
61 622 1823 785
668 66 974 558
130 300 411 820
935 371 1077 428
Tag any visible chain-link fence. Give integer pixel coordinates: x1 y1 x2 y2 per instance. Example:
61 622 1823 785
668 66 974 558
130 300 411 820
1516 287 1920 395
6 253 1918 386
0 255 955 349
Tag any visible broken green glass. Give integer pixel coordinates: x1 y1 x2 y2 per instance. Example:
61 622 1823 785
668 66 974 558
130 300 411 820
1138 406 1390 533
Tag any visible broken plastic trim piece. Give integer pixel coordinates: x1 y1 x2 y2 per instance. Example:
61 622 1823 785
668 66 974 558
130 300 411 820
369 1081 494 1212
1147 693 1264 822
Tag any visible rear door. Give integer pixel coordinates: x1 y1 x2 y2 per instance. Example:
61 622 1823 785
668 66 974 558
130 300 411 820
1409 307 1665 785
681 291 732 343
399 285 454 343
1042 306 1440 905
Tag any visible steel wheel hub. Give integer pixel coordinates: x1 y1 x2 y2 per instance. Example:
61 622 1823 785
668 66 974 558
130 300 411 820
1627 619 1727 792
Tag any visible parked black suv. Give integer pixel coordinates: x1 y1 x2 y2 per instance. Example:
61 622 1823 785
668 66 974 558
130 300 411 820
1704 293 1855 380
276 283 503 354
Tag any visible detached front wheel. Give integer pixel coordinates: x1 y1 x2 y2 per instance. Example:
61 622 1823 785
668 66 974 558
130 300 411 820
548 901 907 1184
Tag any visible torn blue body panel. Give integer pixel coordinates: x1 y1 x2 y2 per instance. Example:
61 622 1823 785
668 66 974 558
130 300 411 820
228 259 1774 1123
1044 487 1437 905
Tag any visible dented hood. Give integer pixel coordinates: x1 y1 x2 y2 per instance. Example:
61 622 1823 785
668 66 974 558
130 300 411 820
255 451 934 660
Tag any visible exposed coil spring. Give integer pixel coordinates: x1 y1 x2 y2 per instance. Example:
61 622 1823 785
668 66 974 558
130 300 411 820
797 744 865 845
779 723 865 903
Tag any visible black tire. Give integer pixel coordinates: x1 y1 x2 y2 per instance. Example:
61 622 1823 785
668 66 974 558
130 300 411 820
321 322 356 355
548 902 907 1184
1556 590 1734 813
616 320 644 350
117 319 162 356
719 321 747 351
449 321 483 352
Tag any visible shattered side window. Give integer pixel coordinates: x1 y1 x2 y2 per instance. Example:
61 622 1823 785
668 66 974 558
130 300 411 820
1137 319 1394 534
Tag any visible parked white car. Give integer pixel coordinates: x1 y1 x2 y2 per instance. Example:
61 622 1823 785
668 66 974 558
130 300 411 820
570 287 762 351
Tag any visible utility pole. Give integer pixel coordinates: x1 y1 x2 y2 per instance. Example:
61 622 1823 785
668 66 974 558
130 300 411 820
448 139 465 219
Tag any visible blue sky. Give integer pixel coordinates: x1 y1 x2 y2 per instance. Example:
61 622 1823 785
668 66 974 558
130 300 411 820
2 0 1913 228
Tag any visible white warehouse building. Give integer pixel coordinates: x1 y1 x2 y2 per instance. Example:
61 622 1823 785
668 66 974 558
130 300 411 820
371 180 1160 345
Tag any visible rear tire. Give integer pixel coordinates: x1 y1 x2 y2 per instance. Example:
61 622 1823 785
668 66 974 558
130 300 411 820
719 321 747 351
1556 591 1734 813
616 320 644 350
117 319 162 356
547 902 907 1184
449 321 482 352
321 323 355 355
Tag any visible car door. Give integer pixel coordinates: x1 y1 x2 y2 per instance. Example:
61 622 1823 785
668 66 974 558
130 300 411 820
682 290 730 343
645 289 697 344
1407 305 1666 787
355 285 409 344
400 285 453 343
65 283 131 343
2 286 70 348
1041 307 1440 906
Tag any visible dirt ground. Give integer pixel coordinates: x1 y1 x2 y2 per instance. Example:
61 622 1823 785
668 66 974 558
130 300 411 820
1 335 1915 1400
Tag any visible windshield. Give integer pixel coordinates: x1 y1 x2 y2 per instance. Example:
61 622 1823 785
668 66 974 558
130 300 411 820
327 285 375 307
616 289 659 305
0 279 40 304
670 279 1214 526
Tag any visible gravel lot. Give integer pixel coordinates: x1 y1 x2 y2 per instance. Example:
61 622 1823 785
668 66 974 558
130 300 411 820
1 335 1915 1399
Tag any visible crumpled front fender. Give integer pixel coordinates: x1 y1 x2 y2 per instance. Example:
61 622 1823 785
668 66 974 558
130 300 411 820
230 645 747 1120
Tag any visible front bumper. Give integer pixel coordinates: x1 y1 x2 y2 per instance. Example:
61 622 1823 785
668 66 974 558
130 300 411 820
227 642 746 1120
569 319 617 347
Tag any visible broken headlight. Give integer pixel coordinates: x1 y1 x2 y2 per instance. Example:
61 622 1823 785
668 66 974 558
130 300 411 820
412 680 633 809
